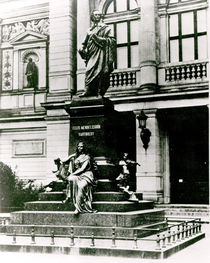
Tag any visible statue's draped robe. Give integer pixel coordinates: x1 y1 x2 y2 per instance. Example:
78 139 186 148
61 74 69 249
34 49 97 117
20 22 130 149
25 61 38 88
66 154 95 213
81 23 116 96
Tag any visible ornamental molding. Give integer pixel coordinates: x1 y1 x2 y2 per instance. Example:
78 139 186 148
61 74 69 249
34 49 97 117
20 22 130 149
2 18 49 42
21 49 40 63
9 30 48 45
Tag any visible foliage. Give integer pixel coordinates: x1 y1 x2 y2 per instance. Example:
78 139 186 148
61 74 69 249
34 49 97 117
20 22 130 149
0 162 44 212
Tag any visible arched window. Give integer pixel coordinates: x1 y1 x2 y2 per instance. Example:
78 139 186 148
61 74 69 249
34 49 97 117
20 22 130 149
104 0 140 69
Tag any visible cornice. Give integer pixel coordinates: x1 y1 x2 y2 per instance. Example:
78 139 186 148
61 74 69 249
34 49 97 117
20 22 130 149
109 89 209 105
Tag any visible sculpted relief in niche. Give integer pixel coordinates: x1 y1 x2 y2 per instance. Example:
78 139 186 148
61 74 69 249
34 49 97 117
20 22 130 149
23 52 39 89
2 18 49 42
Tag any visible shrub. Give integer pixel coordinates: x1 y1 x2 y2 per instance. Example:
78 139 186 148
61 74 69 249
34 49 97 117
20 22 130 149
0 162 16 212
0 162 44 212
12 179 44 210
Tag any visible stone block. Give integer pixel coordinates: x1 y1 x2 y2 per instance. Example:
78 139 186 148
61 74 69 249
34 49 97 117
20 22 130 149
23 200 153 213
10 209 165 227
96 180 118 192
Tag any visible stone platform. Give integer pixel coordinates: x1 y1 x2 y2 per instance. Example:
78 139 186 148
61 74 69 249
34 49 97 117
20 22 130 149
0 228 205 259
1 190 206 259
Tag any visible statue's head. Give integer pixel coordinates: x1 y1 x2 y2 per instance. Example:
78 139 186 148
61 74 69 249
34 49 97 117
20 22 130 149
28 57 33 62
54 158 61 164
91 10 103 23
123 153 129 160
76 141 87 154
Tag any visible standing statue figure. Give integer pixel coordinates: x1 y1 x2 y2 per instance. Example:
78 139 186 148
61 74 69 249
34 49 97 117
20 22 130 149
25 57 38 88
78 10 116 97
116 153 140 194
62 142 97 215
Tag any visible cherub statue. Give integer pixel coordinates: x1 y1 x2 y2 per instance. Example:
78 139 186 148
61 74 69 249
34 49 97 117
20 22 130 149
116 152 140 194
43 158 69 192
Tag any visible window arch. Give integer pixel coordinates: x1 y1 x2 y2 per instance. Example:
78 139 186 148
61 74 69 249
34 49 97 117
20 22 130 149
103 0 140 69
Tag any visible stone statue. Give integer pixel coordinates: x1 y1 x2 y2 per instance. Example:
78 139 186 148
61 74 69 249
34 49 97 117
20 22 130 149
62 142 97 214
116 153 140 194
78 10 116 97
25 58 38 88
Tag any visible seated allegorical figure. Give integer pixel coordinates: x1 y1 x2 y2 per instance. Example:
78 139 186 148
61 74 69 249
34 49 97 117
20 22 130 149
62 141 97 215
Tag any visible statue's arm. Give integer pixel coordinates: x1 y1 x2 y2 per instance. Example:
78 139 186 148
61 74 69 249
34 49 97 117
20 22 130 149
92 26 114 48
62 153 76 163
91 32 110 47
71 158 89 176
78 33 90 60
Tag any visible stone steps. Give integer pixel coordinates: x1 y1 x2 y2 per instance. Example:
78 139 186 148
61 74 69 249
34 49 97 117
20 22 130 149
10 209 165 227
24 200 153 212
96 179 118 191
155 204 209 220
38 191 130 202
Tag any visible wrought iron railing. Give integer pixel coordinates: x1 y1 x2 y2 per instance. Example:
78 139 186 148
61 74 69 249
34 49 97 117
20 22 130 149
165 62 207 82
109 69 137 88
1 218 203 252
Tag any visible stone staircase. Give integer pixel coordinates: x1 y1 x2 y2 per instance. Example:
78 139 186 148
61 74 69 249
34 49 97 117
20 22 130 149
6 188 165 238
0 171 206 259
155 204 210 222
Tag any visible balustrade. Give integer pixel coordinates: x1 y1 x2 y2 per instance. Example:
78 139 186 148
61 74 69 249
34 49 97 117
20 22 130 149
165 62 207 82
109 70 137 88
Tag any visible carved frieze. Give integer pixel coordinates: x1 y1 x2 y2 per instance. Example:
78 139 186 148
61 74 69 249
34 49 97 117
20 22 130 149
2 18 49 42
2 50 13 91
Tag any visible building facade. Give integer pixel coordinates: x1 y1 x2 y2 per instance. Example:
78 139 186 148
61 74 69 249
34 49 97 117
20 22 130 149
0 0 208 204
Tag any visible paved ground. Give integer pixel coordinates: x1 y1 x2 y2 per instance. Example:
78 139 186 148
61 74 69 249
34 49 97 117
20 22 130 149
0 224 209 263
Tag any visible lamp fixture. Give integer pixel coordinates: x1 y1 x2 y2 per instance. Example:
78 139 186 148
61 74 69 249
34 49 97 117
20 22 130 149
137 110 151 150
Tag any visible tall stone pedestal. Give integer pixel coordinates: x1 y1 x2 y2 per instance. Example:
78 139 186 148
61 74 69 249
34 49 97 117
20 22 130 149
65 97 119 162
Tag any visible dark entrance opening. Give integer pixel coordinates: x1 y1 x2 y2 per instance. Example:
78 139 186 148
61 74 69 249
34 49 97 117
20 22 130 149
160 106 209 204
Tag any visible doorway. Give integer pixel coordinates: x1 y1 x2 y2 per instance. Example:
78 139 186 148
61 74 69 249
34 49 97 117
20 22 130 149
161 106 209 204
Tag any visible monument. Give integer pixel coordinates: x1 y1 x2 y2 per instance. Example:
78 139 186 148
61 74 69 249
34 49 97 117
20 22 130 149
65 10 120 185
0 10 205 260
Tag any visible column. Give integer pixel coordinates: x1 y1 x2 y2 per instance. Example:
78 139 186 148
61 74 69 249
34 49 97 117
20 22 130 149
48 0 76 99
158 10 169 86
76 0 90 93
135 109 164 203
0 19 2 91
139 0 157 90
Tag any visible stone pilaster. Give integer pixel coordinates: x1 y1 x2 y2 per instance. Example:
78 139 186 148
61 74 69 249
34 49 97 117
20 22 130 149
159 11 168 63
76 0 90 93
48 0 76 101
139 0 157 90
135 109 164 203
44 107 70 181
0 18 2 92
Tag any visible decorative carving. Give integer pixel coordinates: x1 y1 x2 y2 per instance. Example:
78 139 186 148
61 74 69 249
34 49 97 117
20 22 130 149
2 50 13 91
22 50 39 63
2 18 49 42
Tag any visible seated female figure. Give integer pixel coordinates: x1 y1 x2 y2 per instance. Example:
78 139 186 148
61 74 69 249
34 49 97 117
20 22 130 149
63 142 96 214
